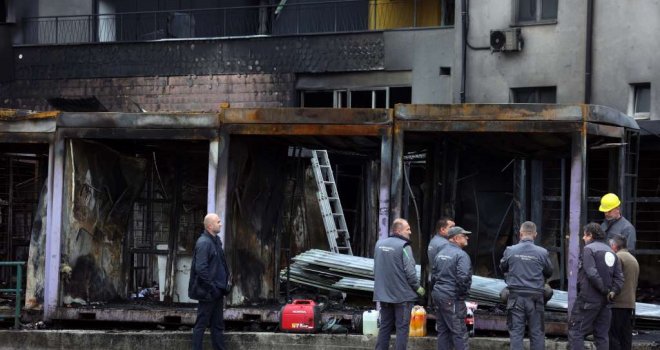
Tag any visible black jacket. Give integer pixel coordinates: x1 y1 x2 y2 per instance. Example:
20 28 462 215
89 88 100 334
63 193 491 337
577 240 624 303
188 230 229 301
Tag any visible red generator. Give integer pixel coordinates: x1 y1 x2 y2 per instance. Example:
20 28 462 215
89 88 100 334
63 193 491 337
279 299 321 333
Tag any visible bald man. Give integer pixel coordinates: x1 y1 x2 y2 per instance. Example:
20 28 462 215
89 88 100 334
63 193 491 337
189 213 230 350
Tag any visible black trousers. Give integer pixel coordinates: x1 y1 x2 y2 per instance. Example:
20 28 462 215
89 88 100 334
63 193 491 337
193 297 226 350
506 293 545 350
609 308 634 350
435 299 468 350
375 301 413 350
568 298 611 350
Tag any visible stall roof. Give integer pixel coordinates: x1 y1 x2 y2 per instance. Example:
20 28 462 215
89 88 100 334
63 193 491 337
0 109 58 142
395 104 639 134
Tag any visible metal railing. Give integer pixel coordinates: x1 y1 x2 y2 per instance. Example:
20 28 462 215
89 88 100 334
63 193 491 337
0 261 25 329
22 0 443 45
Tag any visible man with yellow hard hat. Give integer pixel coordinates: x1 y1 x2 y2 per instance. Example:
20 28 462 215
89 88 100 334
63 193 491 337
599 193 636 253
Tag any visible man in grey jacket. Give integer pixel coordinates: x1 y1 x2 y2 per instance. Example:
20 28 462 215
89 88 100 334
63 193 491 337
428 217 455 272
432 226 473 350
500 221 553 350
599 193 636 252
374 218 424 350
568 222 624 350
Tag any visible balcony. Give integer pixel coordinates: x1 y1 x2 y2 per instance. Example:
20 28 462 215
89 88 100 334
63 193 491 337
21 0 450 45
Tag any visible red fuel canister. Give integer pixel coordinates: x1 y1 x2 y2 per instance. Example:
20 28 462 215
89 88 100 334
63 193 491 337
279 299 321 333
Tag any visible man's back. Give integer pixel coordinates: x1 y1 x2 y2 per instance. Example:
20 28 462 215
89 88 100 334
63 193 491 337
578 240 624 301
431 243 472 301
500 239 553 293
374 236 419 303
613 249 639 309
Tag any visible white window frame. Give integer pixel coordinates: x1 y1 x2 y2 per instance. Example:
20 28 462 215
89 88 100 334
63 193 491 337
512 0 558 25
628 83 651 120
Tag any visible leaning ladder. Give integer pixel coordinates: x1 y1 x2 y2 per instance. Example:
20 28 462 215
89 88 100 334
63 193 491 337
310 150 353 255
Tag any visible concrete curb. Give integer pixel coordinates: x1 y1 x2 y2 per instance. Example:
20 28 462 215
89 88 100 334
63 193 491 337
0 330 657 350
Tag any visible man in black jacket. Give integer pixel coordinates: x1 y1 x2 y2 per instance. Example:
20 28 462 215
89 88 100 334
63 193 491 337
568 222 624 350
189 213 230 350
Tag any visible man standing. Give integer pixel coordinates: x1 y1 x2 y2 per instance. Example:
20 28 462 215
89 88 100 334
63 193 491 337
499 221 553 350
600 193 637 252
568 222 624 350
609 234 640 350
428 217 455 269
432 226 473 350
189 213 230 350
373 218 424 350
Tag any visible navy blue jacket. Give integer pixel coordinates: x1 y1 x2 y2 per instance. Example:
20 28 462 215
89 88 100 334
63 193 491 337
188 230 230 301
577 240 624 303
500 238 553 294
431 242 472 301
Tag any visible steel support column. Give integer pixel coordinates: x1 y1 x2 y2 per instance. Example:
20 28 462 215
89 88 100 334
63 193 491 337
568 129 587 315
216 129 230 244
378 128 393 240
390 124 404 223
44 133 65 320
207 138 219 213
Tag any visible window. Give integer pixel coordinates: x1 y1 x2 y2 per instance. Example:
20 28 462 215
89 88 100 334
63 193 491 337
515 0 558 24
300 87 411 108
511 86 557 103
630 83 651 119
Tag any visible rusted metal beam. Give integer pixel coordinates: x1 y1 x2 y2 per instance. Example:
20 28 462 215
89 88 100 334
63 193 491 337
57 112 219 129
224 124 387 136
221 108 390 125
0 133 54 143
474 311 567 336
586 123 624 138
397 120 583 133
57 128 217 140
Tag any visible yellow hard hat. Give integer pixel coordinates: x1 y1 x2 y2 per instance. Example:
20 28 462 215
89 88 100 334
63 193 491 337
599 193 621 212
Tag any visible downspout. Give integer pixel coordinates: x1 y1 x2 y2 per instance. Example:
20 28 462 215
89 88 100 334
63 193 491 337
584 0 594 103
460 0 467 103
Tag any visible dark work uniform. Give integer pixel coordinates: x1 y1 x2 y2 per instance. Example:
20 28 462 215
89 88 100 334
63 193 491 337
568 239 624 350
373 234 420 350
499 238 553 350
431 242 472 350
189 230 230 350
602 216 636 253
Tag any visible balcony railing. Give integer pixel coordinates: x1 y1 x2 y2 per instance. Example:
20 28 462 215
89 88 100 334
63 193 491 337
21 0 447 45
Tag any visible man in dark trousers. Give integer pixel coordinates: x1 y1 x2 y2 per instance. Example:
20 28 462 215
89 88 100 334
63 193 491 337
373 218 424 350
432 226 473 350
189 213 230 350
609 234 639 350
500 221 553 350
600 193 637 252
568 222 624 350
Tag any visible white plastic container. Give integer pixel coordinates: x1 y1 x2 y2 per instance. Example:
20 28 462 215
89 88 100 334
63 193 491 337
156 244 196 303
362 310 379 336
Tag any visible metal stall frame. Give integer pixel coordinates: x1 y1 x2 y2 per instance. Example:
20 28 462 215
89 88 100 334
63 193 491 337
46 112 219 322
0 110 56 322
391 103 639 315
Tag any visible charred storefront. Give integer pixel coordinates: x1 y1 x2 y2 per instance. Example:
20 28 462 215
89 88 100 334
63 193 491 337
2 104 653 327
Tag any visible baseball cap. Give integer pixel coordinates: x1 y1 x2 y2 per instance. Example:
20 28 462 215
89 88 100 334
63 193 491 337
447 226 471 239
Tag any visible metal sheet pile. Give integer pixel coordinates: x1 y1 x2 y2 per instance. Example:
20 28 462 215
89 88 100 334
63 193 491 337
281 250 660 320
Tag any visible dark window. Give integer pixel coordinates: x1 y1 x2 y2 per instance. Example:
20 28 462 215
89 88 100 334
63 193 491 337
389 87 412 108
442 0 455 26
516 0 557 23
633 83 651 117
350 90 373 108
511 86 557 103
0 0 6 23
301 91 333 108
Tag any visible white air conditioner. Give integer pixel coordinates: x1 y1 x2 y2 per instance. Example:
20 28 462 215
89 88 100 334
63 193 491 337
490 28 523 52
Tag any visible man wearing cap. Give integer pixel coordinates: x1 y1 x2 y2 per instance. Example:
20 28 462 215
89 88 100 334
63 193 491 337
608 234 639 350
500 221 554 350
373 218 424 350
599 193 636 252
431 226 473 350
568 222 624 350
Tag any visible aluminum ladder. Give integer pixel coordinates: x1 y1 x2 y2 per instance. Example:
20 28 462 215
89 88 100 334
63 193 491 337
310 150 353 255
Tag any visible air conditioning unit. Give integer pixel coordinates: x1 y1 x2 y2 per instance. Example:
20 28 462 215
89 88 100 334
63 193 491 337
490 28 523 52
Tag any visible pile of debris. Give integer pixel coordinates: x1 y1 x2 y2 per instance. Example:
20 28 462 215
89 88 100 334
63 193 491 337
282 249 660 322
279 249 419 297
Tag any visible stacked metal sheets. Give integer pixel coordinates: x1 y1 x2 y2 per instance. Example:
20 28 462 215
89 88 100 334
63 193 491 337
281 249 660 321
